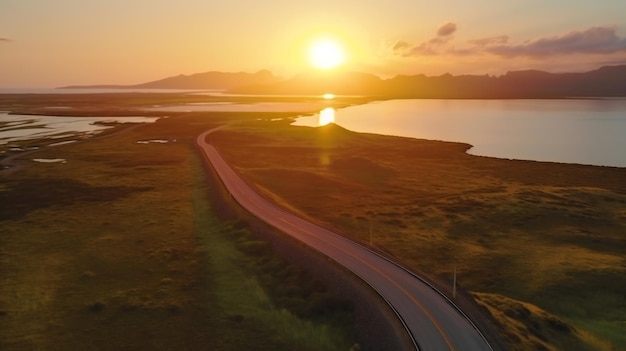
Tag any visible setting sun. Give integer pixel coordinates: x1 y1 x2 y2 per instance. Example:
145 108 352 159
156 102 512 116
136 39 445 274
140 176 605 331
308 38 345 70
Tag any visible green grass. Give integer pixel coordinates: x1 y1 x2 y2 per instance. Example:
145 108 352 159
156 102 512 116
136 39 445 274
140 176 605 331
572 319 626 350
0 113 357 351
192 165 356 351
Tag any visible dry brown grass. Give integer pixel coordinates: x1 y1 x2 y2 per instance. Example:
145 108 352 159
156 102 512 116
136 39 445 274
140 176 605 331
211 119 626 351
474 293 613 351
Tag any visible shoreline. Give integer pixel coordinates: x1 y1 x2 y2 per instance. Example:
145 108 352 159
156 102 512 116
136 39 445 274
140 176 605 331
292 98 626 168
2 93 625 349
0 123 144 172
210 119 626 350
4 92 626 168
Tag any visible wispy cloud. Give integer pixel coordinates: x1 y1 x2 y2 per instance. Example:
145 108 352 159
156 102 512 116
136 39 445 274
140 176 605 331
469 35 509 48
394 22 458 56
394 25 626 59
392 40 410 51
0 37 11 42
485 27 626 57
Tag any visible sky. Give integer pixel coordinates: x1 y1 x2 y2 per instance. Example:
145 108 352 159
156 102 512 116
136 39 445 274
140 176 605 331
1 0 626 88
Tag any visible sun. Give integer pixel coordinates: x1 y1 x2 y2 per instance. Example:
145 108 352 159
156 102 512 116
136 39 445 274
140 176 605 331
308 38 345 70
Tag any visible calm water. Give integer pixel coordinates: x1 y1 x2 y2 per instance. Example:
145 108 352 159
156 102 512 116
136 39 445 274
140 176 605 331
0 88 219 94
0 113 159 144
145 101 326 113
293 99 626 168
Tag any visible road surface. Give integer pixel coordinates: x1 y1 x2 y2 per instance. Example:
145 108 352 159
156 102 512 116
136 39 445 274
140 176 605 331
197 128 493 351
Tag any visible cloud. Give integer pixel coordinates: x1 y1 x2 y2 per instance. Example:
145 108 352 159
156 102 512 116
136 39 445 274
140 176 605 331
0 37 11 42
437 22 457 37
485 26 626 57
393 22 458 56
409 36 455 56
392 25 626 61
392 40 410 51
469 35 509 48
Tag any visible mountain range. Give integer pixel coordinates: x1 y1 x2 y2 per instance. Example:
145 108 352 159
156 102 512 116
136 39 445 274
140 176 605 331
60 65 626 98
60 70 277 91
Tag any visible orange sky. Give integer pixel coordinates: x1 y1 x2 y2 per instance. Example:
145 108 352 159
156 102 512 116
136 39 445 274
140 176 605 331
1 0 626 87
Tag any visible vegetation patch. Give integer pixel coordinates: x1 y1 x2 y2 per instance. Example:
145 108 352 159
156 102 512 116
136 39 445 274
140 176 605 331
0 178 152 221
211 119 626 351
474 292 613 351
0 107 357 351
330 156 397 185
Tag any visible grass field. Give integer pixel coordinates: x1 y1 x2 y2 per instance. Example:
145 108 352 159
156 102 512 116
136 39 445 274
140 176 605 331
0 112 357 350
210 119 626 351
2 93 624 350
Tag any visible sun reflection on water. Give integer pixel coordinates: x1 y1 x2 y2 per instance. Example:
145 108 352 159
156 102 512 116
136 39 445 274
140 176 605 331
318 107 335 126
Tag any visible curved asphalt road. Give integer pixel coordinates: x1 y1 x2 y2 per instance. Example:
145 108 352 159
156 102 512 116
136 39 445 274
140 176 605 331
197 128 493 351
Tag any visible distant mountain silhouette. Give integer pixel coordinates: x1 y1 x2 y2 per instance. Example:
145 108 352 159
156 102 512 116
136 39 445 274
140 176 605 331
60 65 626 98
232 65 626 98
59 70 278 90
231 70 385 95
230 71 384 95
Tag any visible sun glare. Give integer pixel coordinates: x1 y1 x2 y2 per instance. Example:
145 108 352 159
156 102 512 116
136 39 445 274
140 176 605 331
318 107 335 126
309 38 345 70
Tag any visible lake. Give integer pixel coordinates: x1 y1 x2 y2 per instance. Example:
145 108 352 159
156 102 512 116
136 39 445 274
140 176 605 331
0 112 159 145
145 101 326 113
0 88 220 94
2 96 625 167
293 99 626 168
